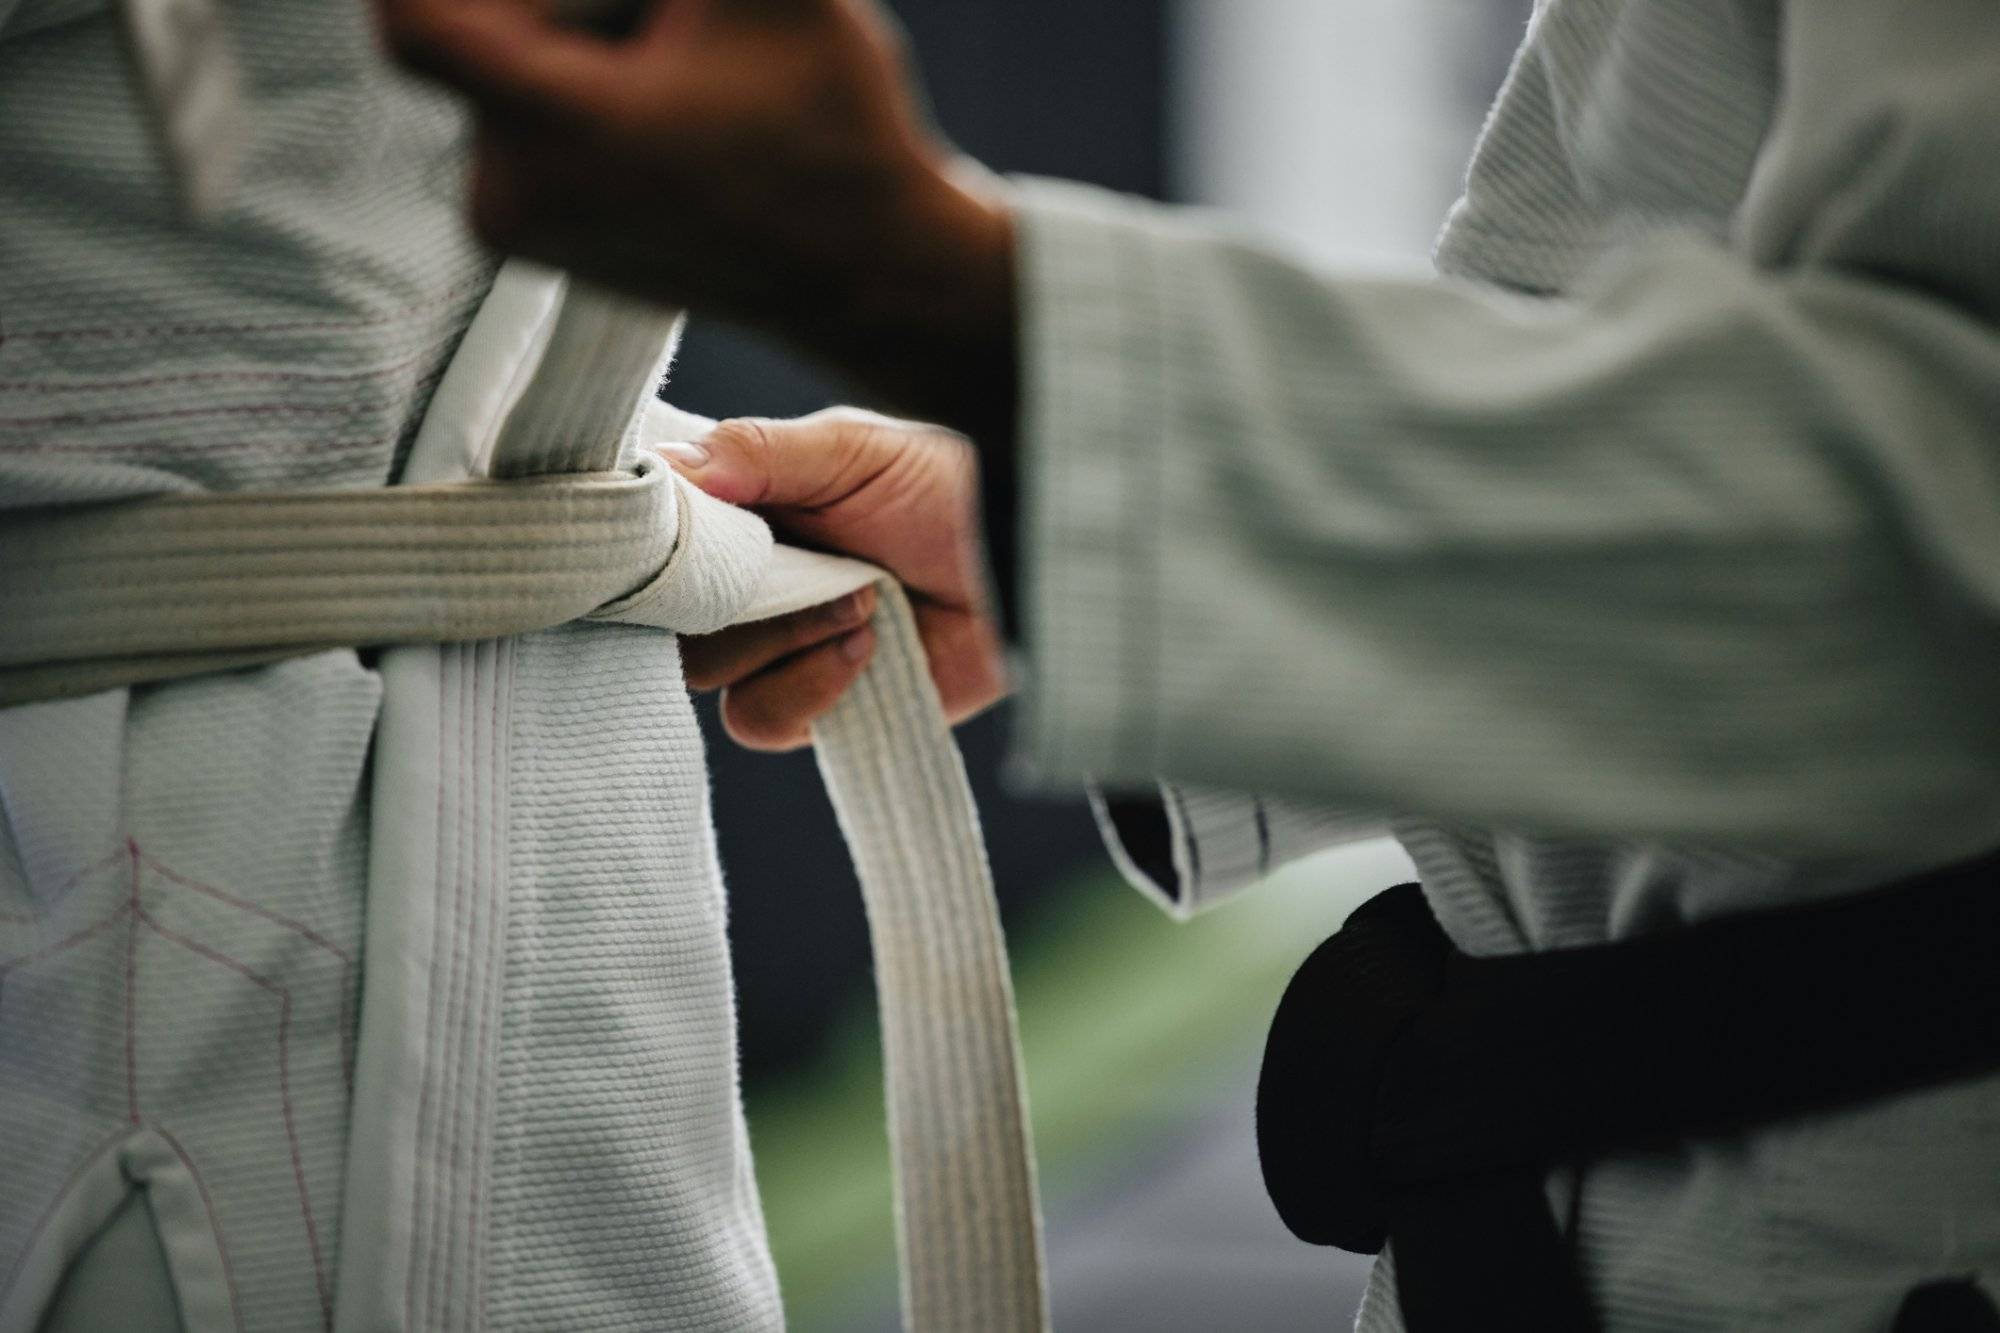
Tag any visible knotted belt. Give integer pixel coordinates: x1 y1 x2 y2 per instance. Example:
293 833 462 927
0 266 1049 1332
1257 857 2000 1332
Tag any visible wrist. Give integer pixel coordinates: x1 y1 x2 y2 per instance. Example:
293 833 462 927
851 151 1014 343
794 152 1020 446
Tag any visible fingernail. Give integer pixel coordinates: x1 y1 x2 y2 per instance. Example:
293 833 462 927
819 592 860 624
657 439 709 468
838 627 873 664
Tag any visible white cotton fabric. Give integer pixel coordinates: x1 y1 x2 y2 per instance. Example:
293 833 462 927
600 404 896 635
1087 785 1386 922
1 3 480 1325
330 264 784 1333
0 3 788 1327
0 670 373 1333
1015 0 2000 1328
336 264 1044 1333
115 0 244 217
1 222 1047 1328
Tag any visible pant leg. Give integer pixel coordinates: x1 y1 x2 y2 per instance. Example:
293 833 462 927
38 1191 185 1333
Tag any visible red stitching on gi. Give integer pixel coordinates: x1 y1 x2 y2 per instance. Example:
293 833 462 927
0 1128 131 1308
152 1124 249 1333
135 905 334 1330
0 845 127 922
0 908 129 974
0 902 136 1122
139 851 357 1090
0 1124 248 1330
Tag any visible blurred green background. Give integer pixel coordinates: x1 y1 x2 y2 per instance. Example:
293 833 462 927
745 843 1403 1331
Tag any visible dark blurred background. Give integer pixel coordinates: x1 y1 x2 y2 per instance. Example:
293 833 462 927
663 3 1531 1328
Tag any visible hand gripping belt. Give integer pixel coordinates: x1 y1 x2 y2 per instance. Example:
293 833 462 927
0 265 1049 1333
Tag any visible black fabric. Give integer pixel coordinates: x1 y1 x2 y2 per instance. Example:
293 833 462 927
1256 884 1594 1329
1893 1279 2000 1333
976 430 1022 644
1100 794 1179 902
1257 853 2000 1332
1389 1170 1593 1333
1256 885 1445 1252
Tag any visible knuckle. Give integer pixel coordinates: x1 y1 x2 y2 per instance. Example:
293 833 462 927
721 685 807 753
758 614 822 664
805 591 867 635
810 405 888 432
721 635 867 752
704 417 784 504
707 416 775 459
805 406 893 460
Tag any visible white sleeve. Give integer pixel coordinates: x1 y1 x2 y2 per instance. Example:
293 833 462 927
1005 4 2000 861
1090 786 1385 921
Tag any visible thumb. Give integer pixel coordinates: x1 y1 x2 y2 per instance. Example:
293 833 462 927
661 413 885 511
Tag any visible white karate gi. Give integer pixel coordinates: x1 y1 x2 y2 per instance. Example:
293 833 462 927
1010 1 2000 1328
0 0 782 1327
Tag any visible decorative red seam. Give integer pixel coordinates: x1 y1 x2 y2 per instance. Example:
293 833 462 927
0 904 129 976
139 851 356 1092
0 844 127 922
0 281 485 347
278 993 333 1332
149 1124 248 1333
134 905 334 1330
0 1127 132 1306
0 844 325 1329
139 854 353 959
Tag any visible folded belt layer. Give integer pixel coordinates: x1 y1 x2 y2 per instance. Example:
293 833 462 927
0 463 677 705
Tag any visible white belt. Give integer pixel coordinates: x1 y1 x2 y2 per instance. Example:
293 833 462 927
0 266 1049 1332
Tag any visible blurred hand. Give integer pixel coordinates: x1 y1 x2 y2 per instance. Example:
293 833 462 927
670 409 1009 751
377 0 1012 358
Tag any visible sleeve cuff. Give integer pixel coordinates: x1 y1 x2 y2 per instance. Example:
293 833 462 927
1091 782 1389 921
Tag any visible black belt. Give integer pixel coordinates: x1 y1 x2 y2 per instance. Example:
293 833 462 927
1255 853 2000 1331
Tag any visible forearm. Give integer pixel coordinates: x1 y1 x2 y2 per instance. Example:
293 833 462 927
785 164 1022 450
1003 180 2000 857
